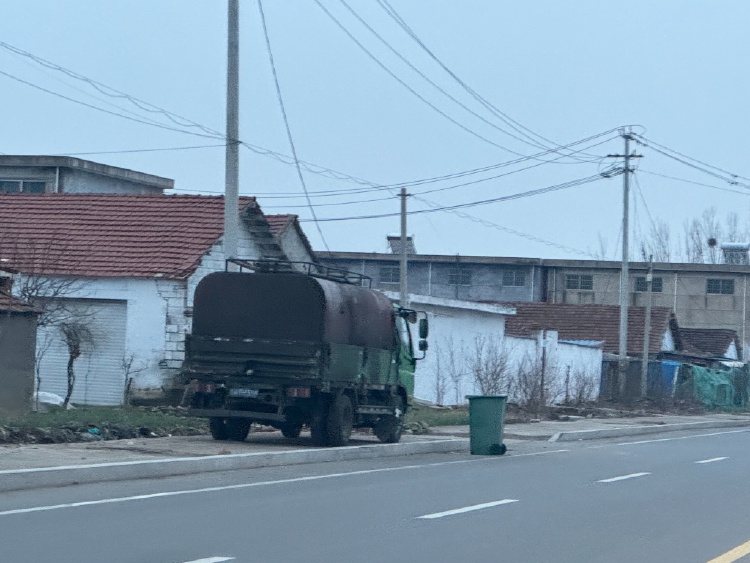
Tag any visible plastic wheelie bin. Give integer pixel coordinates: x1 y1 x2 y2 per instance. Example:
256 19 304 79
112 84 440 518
466 394 507 455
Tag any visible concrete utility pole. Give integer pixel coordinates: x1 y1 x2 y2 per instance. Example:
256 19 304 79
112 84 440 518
607 131 642 397
641 255 654 398
400 188 409 308
224 0 240 267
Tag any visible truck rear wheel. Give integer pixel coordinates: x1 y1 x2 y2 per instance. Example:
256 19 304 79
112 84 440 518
310 398 329 446
281 423 303 439
209 417 229 441
226 419 252 442
326 394 354 447
374 397 404 444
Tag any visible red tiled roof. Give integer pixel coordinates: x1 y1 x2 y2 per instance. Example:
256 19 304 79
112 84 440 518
265 214 296 236
0 194 257 279
0 289 37 313
502 302 677 355
680 328 740 358
265 213 316 260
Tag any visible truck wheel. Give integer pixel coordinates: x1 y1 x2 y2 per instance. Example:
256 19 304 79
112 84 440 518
281 423 303 439
326 394 354 447
226 419 252 441
209 417 229 441
374 397 404 444
310 398 329 446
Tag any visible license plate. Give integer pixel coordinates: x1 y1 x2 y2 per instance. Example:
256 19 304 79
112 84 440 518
228 388 259 398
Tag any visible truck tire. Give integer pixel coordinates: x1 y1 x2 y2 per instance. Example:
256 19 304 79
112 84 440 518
374 397 404 444
281 423 303 439
310 398 329 446
226 419 252 442
326 394 354 447
209 417 229 441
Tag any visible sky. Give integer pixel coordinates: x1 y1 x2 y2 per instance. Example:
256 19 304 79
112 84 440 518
1 1 749 260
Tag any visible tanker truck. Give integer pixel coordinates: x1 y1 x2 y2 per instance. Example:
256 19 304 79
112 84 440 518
181 259 428 447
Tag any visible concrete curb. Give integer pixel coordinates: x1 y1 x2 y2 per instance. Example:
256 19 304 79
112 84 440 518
549 419 750 442
0 438 469 493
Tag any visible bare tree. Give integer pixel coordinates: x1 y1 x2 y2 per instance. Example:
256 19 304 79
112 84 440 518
638 219 672 263
467 334 513 396
433 346 448 406
0 235 92 401
122 354 147 406
439 336 466 405
683 218 705 264
59 322 94 408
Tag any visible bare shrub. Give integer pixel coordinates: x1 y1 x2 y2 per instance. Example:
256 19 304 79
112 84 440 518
468 334 512 396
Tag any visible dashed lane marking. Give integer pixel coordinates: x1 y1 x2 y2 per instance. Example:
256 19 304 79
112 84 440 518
597 472 650 483
182 558 235 563
0 450 570 518
707 537 750 563
417 499 518 519
695 457 729 464
617 429 750 446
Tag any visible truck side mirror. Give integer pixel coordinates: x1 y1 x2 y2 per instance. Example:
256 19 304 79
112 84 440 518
418 339 428 352
419 318 429 339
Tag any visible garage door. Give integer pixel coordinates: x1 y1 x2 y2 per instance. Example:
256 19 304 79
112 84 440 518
36 299 128 406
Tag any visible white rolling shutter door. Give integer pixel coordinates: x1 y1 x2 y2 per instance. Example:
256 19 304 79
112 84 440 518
36 300 127 406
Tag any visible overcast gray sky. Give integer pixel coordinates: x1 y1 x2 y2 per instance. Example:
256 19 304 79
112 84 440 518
2 1 749 259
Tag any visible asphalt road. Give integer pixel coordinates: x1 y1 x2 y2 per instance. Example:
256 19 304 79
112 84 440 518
2 429 750 563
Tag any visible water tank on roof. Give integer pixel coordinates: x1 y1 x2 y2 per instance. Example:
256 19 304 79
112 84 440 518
721 242 750 265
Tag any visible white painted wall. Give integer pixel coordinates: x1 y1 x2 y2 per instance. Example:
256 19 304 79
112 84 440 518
400 292 604 406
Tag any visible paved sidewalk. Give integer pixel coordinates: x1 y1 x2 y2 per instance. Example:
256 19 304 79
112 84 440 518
0 430 454 472
432 412 750 441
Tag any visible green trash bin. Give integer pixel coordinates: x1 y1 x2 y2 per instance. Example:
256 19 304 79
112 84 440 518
466 395 507 455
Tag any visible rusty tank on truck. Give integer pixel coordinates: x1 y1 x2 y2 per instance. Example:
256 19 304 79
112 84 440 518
182 259 428 447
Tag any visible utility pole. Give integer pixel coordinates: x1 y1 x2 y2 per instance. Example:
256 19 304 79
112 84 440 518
607 131 642 398
224 0 240 268
400 188 409 308
641 255 654 398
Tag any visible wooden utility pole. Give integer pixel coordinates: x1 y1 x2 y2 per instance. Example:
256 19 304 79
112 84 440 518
224 0 240 268
641 255 654 398
400 188 409 308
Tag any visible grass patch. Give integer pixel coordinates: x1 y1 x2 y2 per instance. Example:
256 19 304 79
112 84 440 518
405 403 468 427
0 406 208 431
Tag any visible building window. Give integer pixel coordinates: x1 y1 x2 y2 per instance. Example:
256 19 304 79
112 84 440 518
707 279 734 295
0 180 46 193
379 265 400 284
565 274 593 291
448 268 471 286
502 270 526 287
635 276 663 293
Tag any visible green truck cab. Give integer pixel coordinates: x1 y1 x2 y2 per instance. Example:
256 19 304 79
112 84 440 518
181 260 427 447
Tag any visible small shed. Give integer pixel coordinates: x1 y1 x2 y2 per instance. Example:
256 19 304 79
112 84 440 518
0 286 38 411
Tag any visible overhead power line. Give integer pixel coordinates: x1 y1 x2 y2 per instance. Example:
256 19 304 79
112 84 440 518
312 0 532 156
638 169 750 197
335 0 592 164
374 0 601 162
0 68 223 140
301 171 614 222
257 0 330 252
53 144 227 157
633 135 750 189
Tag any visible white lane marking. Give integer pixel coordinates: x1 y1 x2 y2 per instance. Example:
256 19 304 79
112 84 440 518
0 450 566 518
418 499 518 519
695 457 729 464
182 558 235 563
617 429 750 446
598 472 650 483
